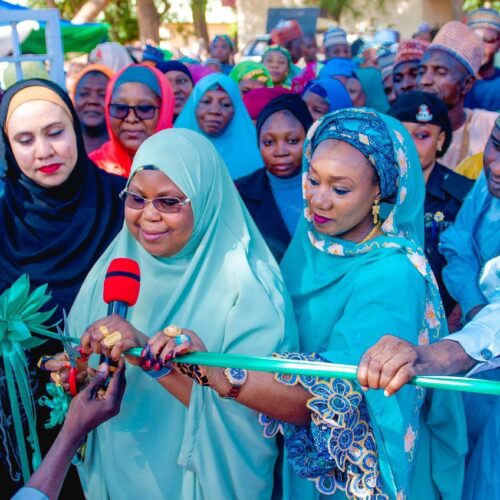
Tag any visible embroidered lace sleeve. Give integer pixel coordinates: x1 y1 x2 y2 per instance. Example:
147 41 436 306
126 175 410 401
259 352 388 499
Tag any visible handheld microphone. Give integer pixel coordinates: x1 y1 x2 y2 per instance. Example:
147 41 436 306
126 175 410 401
101 258 141 378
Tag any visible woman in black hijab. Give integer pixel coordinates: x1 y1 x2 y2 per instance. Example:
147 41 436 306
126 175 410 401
0 79 125 497
236 93 312 261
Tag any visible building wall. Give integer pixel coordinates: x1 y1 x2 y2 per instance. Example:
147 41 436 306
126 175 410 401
236 0 456 47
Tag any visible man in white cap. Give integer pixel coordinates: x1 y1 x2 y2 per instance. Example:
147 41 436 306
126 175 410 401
322 27 351 61
464 7 500 111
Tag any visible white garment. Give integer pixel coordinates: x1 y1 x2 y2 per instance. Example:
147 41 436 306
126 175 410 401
440 108 498 169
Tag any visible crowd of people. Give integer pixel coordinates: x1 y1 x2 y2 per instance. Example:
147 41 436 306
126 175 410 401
0 6 499 500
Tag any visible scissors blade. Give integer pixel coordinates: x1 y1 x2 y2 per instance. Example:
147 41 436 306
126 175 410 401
57 314 78 367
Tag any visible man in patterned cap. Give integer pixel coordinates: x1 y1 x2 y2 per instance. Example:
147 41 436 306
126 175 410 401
323 27 351 60
464 7 500 111
377 49 396 104
270 19 303 64
418 21 498 170
393 39 429 99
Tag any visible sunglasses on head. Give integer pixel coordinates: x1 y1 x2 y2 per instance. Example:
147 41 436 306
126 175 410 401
119 190 190 214
109 103 159 120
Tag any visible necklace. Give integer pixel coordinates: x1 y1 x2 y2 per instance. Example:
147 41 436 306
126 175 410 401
360 223 381 244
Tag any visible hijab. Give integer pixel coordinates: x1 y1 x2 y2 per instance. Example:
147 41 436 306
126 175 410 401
229 60 274 87
256 93 313 138
262 45 299 88
69 128 297 499
281 109 465 497
175 73 263 179
302 77 353 112
88 42 134 72
156 60 194 84
242 87 292 120
70 63 114 102
187 63 215 84
0 79 125 317
89 64 174 178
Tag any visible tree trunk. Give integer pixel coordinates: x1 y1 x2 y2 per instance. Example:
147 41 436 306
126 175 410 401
45 0 57 8
137 0 161 44
191 0 209 48
72 0 110 23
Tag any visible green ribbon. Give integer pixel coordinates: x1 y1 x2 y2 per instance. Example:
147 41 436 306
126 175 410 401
38 383 72 429
0 275 56 483
126 349 500 396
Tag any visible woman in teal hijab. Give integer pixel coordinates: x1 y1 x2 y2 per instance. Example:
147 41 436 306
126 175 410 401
174 73 263 180
167 109 466 499
66 128 298 499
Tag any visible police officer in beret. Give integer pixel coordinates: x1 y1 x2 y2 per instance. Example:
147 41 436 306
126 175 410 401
389 90 474 314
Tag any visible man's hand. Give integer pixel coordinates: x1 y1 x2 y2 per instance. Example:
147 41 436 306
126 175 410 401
64 359 127 438
357 335 474 396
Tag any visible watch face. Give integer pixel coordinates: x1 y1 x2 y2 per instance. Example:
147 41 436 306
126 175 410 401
226 368 248 385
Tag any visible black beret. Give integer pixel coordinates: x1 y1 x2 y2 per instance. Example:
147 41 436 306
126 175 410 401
387 91 452 157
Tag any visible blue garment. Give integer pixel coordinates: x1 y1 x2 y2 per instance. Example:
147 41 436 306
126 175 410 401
303 77 353 112
440 173 500 316
267 171 302 235
175 73 263 179
273 109 466 498
464 69 500 112
221 62 234 75
11 487 48 500
319 58 355 78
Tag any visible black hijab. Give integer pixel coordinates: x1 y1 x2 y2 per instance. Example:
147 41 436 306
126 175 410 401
256 93 313 140
0 79 126 318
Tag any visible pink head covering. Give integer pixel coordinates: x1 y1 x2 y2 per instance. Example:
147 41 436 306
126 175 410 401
187 64 215 84
89 64 174 178
394 39 430 67
428 21 484 75
242 87 293 120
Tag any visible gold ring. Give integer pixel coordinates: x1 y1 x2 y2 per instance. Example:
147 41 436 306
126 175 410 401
102 331 122 348
51 372 62 386
163 325 182 337
99 325 110 337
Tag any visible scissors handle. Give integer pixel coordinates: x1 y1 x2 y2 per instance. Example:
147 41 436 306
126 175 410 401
69 366 78 397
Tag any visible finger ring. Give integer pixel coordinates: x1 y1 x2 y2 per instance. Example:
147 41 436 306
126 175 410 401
99 325 110 337
37 355 54 371
102 330 122 348
175 334 191 345
51 372 62 386
164 325 182 337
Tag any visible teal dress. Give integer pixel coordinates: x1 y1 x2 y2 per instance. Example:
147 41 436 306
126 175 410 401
262 109 467 499
68 129 298 499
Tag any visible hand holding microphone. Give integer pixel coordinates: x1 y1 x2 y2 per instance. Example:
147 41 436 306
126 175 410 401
81 258 145 367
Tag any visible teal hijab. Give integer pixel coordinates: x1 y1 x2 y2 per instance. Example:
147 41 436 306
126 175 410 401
69 129 298 499
281 109 466 498
174 73 263 180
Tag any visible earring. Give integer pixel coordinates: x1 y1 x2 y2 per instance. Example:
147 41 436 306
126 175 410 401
372 200 380 225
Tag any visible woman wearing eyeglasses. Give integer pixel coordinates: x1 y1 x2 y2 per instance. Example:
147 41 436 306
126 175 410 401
51 129 298 499
0 79 125 497
89 64 175 178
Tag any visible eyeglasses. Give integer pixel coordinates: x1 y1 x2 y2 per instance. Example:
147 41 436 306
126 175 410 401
109 103 159 120
119 190 190 213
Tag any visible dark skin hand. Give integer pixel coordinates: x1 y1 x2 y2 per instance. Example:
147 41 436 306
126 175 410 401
357 335 476 396
148 328 311 425
81 314 149 366
26 361 126 500
46 314 148 391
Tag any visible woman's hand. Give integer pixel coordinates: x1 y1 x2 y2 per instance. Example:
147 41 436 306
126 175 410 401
43 352 89 394
81 314 149 366
146 327 227 392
